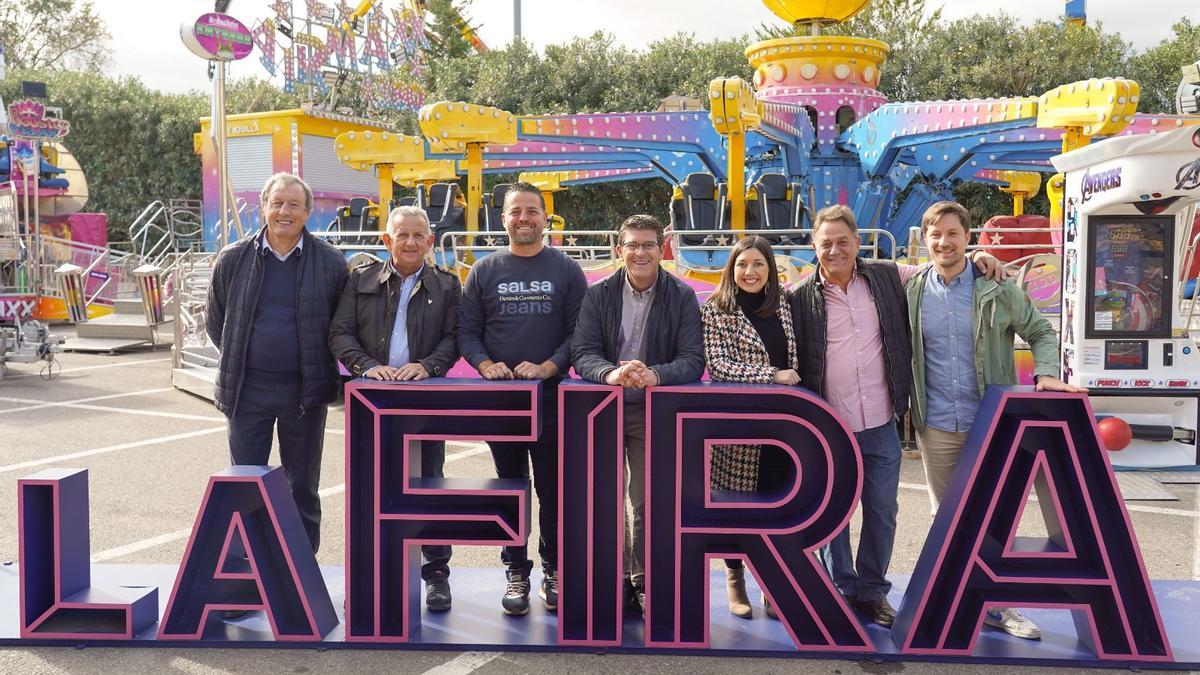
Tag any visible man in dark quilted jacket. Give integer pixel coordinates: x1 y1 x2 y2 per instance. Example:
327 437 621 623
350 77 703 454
206 173 348 554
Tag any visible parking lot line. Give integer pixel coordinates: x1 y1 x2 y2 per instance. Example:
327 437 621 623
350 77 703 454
0 426 226 474
2 357 172 379
0 387 176 414
422 652 502 675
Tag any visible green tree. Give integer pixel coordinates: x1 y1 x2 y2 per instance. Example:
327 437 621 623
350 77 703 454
0 0 110 72
0 71 304 244
1128 18 1200 114
424 0 479 59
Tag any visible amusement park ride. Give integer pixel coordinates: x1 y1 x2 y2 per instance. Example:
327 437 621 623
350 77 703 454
2 0 1200 467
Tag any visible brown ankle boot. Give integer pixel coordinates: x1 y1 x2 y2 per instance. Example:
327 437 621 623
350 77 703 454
764 593 778 619
725 567 752 619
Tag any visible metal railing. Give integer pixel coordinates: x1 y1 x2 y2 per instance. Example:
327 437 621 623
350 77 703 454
904 226 1062 269
171 249 218 370
438 230 620 271
669 227 898 274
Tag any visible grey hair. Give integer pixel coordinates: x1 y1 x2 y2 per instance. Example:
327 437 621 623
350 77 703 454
387 205 431 234
260 173 313 211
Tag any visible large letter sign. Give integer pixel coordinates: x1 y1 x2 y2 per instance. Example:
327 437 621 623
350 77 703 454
159 466 337 640
557 382 624 645
893 388 1172 661
644 384 870 651
19 469 158 639
7 382 1187 666
344 379 535 642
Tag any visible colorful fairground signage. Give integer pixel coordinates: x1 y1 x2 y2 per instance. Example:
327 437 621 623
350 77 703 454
5 100 70 141
248 0 429 112
4 381 1193 667
180 12 255 62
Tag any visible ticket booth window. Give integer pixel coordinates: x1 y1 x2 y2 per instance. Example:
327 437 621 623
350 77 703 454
1086 215 1173 339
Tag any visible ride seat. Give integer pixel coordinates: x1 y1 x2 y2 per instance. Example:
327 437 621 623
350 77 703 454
670 173 725 244
754 174 806 246
426 183 465 256
483 184 511 245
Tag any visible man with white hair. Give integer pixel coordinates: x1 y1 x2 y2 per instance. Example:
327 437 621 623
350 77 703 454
329 204 462 610
206 173 348 558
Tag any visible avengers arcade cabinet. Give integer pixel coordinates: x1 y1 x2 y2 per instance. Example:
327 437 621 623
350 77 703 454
1052 124 1200 468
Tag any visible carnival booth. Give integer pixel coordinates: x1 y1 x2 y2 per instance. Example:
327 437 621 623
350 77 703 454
1052 125 1200 467
195 107 392 248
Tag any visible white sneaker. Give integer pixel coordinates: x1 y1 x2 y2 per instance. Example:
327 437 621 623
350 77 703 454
983 607 1041 640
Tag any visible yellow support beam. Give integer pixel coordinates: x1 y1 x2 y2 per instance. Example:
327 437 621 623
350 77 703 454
335 131 427 210
1037 78 1140 154
518 170 570 216
997 170 1042 217
708 76 761 232
420 101 519 233
392 160 459 188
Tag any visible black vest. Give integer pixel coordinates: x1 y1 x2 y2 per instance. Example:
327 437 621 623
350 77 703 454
790 259 912 419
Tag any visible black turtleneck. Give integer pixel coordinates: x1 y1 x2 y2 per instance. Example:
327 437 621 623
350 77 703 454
736 290 788 370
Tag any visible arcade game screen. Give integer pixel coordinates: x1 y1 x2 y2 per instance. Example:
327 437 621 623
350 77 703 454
1088 216 1172 338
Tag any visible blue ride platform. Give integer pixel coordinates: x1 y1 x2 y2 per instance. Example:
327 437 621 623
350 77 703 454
2 563 1198 668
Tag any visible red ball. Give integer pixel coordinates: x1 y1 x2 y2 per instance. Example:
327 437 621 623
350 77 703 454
1097 417 1133 452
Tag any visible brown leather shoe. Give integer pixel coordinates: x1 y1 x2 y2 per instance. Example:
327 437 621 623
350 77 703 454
853 597 896 627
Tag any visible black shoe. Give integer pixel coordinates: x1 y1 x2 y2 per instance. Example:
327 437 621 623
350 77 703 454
502 571 531 616
223 609 250 621
852 597 897 627
425 574 452 612
539 570 558 612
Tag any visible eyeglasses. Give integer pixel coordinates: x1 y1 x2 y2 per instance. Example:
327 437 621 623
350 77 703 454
619 241 660 252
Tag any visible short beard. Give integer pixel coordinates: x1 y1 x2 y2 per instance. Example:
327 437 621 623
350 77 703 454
510 229 542 245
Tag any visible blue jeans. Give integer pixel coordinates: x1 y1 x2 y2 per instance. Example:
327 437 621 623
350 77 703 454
818 420 901 602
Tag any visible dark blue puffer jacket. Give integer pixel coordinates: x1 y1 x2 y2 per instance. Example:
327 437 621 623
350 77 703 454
205 228 349 415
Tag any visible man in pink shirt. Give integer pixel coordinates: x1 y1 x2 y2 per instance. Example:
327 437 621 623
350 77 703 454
789 205 1003 627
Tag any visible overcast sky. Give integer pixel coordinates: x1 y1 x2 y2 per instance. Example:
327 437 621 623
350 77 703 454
92 0 1190 95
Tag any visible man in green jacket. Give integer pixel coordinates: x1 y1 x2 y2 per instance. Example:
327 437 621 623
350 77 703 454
906 201 1086 641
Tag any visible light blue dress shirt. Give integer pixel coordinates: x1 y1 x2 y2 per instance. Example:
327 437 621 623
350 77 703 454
921 263 981 432
387 264 423 367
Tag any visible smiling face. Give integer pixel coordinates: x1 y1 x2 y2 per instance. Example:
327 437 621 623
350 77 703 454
733 247 770 294
383 214 433 275
618 227 662 289
813 218 858 282
924 212 969 273
501 189 547 248
263 181 311 246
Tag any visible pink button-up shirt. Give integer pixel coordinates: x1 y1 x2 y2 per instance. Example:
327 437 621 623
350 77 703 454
820 265 918 433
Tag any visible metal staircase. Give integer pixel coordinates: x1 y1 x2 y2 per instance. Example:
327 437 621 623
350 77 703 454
170 248 218 401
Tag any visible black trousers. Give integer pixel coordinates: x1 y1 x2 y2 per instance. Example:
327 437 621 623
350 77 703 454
417 440 452 580
487 388 559 575
227 372 326 553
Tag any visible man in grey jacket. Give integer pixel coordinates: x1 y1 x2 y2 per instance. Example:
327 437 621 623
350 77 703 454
206 173 348 555
571 214 705 611
329 205 461 611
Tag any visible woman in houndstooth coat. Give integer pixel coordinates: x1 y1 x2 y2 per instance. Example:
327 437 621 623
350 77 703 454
699 235 800 620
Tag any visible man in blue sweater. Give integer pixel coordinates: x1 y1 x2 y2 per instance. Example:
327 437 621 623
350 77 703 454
206 173 348 559
457 182 587 616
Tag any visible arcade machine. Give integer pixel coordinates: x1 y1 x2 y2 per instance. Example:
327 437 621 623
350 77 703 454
1052 124 1200 467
